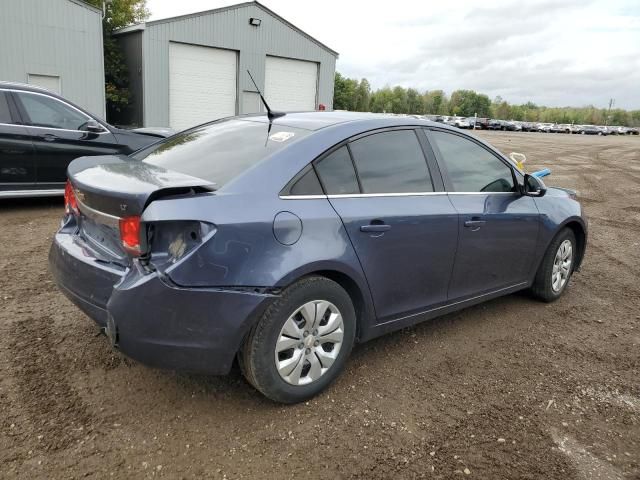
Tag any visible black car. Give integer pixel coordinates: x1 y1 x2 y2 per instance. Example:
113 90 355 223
487 119 503 130
0 82 173 198
580 125 601 135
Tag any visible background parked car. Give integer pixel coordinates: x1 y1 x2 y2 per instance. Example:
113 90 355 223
468 117 489 129
454 117 471 129
503 121 522 132
569 125 584 134
487 119 503 130
0 82 174 198
537 123 553 133
521 122 538 132
581 125 601 135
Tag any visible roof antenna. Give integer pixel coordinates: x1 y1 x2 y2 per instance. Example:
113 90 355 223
247 70 285 120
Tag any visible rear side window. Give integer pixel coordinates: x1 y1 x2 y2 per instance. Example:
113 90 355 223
289 167 323 195
349 130 433 193
315 146 360 195
0 92 12 124
135 119 310 188
430 130 515 193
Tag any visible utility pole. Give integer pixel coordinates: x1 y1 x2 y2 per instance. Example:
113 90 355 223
606 98 614 126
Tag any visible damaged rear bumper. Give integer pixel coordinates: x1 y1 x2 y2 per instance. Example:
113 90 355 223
49 232 274 375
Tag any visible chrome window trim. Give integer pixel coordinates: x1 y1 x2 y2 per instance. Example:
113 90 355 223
0 188 64 198
279 194 327 200
0 122 110 134
2 88 110 134
448 191 518 195
328 192 445 198
279 191 517 200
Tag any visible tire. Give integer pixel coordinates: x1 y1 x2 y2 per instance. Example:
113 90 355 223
239 276 356 403
531 228 577 302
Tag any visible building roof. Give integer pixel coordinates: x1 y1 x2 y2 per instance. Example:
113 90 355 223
73 0 102 14
113 1 338 57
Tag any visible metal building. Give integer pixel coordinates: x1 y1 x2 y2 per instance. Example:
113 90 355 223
114 1 338 130
0 0 106 117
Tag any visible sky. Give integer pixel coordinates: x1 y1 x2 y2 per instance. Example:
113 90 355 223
146 0 640 109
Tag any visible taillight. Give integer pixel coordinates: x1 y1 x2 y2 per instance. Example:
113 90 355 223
64 180 78 215
119 215 141 255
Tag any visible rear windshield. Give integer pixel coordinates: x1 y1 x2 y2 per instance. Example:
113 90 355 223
133 119 310 187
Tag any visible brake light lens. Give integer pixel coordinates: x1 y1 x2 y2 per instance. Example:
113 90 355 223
119 215 141 255
64 180 78 215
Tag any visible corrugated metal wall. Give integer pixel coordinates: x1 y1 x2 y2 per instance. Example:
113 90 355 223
139 3 336 127
0 0 105 117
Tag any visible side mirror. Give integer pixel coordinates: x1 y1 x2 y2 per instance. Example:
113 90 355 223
523 173 547 197
85 120 104 133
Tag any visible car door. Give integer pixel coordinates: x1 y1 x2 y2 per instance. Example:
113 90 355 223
427 129 540 300
0 90 37 193
315 129 459 323
12 91 120 187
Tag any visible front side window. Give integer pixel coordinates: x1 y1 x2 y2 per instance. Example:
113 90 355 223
16 92 90 130
430 130 515 193
349 130 433 194
0 92 12 124
314 146 360 195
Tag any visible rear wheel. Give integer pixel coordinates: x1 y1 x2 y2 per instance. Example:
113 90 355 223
240 276 356 403
531 228 576 302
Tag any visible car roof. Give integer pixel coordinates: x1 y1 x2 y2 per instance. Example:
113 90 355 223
237 111 441 131
0 81 57 95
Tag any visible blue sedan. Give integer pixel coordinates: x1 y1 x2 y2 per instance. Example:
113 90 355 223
49 112 587 403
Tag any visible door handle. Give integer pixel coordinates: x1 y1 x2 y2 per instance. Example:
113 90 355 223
464 218 486 231
40 134 58 142
360 224 391 233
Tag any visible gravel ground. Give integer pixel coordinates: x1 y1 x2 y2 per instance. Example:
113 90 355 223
0 131 638 479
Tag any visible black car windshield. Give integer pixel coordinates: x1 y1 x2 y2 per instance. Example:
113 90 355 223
133 118 310 187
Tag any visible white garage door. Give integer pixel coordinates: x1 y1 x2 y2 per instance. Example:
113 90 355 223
265 56 318 111
169 42 237 131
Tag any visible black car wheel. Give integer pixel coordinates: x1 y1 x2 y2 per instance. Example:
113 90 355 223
531 228 576 302
240 276 356 403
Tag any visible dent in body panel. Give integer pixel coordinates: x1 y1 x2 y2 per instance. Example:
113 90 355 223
142 193 369 287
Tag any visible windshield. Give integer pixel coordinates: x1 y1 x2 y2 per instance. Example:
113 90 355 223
133 118 310 187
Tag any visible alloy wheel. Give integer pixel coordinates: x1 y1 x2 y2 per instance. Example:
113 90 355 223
551 239 573 292
274 300 344 386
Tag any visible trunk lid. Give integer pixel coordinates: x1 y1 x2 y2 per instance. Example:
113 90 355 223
68 155 215 217
67 155 214 261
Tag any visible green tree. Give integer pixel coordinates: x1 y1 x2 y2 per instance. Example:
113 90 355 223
332 71 640 127
391 86 408 113
354 78 371 112
423 90 447 115
85 0 149 121
406 88 422 114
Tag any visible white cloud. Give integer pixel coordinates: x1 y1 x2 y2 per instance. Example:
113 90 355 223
146 0 640 108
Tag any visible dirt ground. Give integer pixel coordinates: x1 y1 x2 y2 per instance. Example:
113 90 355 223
0 131 638 479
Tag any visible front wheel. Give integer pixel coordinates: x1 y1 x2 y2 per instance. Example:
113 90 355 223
239 276 356 403
531 228 576 302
